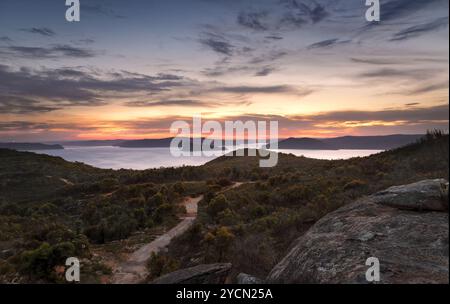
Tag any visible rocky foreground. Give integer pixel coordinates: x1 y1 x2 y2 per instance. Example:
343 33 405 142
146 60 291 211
153 179 449 284
266 179 449 283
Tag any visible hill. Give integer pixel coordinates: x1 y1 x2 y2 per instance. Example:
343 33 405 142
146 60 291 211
322 134 424 149
116 137 226 151
0 143 64 150
114 138 174 148
273 134 424 150
274 137 337 150
55 140 126 147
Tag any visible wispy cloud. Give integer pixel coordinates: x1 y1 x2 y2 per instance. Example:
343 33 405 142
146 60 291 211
236 0 329 32
254 66 276 76
202 64 276 77
358 68 438 81
407 81 448 95
265 35 283 40
212 85 312 96
307 38 350 50
350 57 399 65
249 50 287 64
0 95 58 114
279 0 329 27
20 27 56 37
198 32 234 56
125 99 210 108
237 11 269 31
380 0 445 22
0 65 187 113
390 17 448 41
297 104 449 123
0 44 97 59
0 36 13 43
83 4 127 19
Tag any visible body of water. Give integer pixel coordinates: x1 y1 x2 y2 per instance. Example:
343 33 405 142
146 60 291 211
30 146 383 170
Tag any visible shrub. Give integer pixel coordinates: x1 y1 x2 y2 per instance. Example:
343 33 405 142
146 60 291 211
206 195 229 219
344 179 367 190
147 252 179 280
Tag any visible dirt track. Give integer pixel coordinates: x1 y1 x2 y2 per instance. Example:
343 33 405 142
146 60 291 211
112 195 203 284
111 182 246 284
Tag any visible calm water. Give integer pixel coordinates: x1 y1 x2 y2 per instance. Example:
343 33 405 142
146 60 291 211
30 146 383 170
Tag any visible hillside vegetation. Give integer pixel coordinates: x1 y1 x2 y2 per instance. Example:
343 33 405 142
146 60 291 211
0 132 448 283
161 132 449 279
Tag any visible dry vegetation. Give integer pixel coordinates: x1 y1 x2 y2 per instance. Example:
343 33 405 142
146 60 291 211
0 131 448 283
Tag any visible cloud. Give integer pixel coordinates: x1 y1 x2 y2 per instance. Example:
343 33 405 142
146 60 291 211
265 35 283 40
407 82 449 95
390 17 449 41
254 66 276 76
125 99 211 108
278 12 307 29
213 85 312 96
198 33 234 56
0 95 58 114
307 38 338 49
307 38 350 50
249 50 287 64
20 27 56 37
237 11 269 31
202 65 276 77
0 65 186 113
358 68 438 81
0 36 13 43
1 104 447 140
202 65 250 77
1 44 97 59
350 57 399 65
279 0 329 28
83 4 127 19
234 0 329 33
0 121 96 132
380 0 446 22
73 38 96 45
293 104 449 122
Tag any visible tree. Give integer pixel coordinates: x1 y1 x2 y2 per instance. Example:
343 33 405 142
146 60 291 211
147 252 179 280
215 226 235 262
207 195 229 219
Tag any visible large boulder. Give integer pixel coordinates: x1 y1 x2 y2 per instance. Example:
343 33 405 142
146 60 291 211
267 179 449 284
151 263 231 284
371 179 448 211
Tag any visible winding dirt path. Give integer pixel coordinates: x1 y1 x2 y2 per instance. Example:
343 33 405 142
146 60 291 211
112 195 203 284
111 181 247 284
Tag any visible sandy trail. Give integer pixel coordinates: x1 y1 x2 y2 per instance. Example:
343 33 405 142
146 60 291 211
112 182 246 284
112 195 203 284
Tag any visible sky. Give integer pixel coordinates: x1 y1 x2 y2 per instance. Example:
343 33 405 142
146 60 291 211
0 0 448 141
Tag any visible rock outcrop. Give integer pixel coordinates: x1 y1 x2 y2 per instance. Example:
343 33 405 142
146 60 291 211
267 179 449 284
370 179 448 211
151 263 231 284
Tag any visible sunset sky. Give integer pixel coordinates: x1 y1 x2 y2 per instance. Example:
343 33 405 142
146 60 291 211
0 0 448 141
